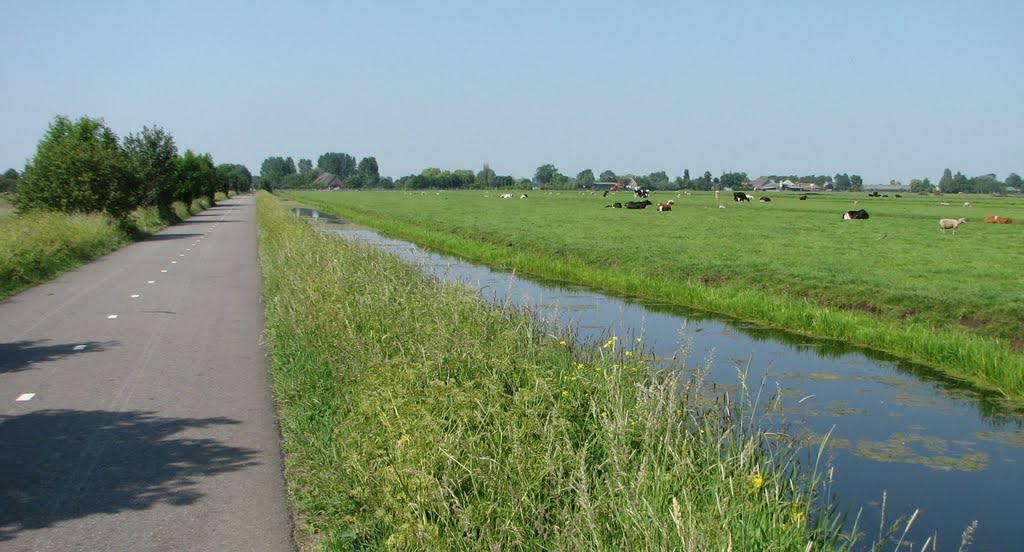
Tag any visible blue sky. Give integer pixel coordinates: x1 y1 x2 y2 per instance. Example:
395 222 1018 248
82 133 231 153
2 1 1021 184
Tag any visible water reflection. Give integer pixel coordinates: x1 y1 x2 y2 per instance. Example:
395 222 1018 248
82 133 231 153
295 207 1024 550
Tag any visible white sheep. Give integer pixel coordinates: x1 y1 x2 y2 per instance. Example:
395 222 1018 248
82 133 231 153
939 218 968 234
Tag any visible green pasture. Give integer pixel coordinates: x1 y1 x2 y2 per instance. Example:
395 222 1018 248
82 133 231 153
0 196 12 217
284 189 1024 397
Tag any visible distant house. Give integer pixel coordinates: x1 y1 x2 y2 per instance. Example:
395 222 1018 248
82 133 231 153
752 179 807 191
314 172 344 189
591 181 619 191
863 183 909 192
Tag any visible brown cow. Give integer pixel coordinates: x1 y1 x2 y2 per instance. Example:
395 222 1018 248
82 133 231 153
657 203 672 211
984 216 1013 224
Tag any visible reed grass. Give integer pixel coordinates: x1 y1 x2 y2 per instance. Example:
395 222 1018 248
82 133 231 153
255 191 923 551
285 190 1024 400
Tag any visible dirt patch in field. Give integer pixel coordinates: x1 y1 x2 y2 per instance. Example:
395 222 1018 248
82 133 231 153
700 274 726 286
960 315 992 329
899 310 916 319
1011 338 1024 354
853 302 882 315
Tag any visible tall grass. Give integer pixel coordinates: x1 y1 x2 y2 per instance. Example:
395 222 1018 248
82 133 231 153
0 195 219 300
285 190 1024 399
256 192 898 550
0 210 130 298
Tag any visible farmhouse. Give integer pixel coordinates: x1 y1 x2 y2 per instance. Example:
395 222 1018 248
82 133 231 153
314 172 344 190
751 179 813 192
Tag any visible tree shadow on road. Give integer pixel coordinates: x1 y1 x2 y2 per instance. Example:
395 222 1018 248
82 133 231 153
0 409 259 542
0 340 117 375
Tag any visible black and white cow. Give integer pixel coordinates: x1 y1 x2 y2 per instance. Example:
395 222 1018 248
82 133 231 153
733 192 751 202
843 209 870 220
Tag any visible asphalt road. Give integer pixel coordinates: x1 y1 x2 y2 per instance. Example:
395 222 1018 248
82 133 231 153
0 195 294 551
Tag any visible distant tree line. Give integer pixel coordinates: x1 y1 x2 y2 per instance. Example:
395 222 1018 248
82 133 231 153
6 115 252 218
256 152 387 191
245 156 1023 196
921 168 1022 194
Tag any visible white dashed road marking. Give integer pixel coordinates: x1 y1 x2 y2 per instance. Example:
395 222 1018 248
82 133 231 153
161 270 168 273
73 344 87 350
147 280 156 284
16 393 35 402
131 294 140 298
107 315 118 319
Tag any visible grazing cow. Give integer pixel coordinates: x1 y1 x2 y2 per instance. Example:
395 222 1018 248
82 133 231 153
605 202 623 209
520 194 528 199
939 218 968 234
657 203 672 211
895 194 903 198
603 190 610 197
714 190 720 199
624 200 653 209
733 192 750 202
843 209 870 220
963 201 971 207
500 193 513 199
984 215 1012 224
868 192 881 197
799 194 808 200
759 196 771 202
634 189 651 198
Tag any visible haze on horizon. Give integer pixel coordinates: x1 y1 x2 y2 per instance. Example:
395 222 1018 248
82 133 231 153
1 1 1020 185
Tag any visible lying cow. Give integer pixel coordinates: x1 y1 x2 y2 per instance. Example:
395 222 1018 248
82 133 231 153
605 202 623 209
843 209 870 220
657 203 671 211
625 200 653 209
759 196 771 202
733 192 751 202
984 215 1013 224
500 193 513 199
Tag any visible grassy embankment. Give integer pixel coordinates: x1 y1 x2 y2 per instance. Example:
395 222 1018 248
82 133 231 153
256 191 912 550
285 190 1024 399
0 195 228 300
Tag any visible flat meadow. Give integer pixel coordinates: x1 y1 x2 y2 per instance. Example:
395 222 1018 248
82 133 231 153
285 189 1024 397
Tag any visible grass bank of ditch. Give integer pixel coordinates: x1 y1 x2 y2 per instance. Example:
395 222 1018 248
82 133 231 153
0 195 225 300
285 190 1024 401
256 192 904 550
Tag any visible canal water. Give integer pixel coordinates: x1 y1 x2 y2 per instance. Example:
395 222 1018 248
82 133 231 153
296 207 1023 551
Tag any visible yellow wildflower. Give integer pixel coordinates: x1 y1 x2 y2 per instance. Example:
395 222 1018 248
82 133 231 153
750 474 764 491
603 340 614 348
624 351 634 357
559 340 567 346
561 390 569 397
790 509 806 526
612 336 619 341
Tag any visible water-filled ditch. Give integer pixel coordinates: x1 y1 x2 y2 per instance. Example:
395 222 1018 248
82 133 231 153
296 206 1023 550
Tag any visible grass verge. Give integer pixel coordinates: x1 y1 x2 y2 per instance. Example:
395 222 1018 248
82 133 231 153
0 195 221 300
285 190 1024 400
256 191 899 550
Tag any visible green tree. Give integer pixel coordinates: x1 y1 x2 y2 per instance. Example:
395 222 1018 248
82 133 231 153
217 164 253 193
260 156 297 188
1006 173 1022 190
849 175 863 191
357 156 380 187
599 169 617 183
534 164 559 185
476 164 496 188
317 152 357 178
123 125 178 210
938 168 953 192
15 115 138 217
176 150 217 205
720 172 748 189
298 158 314 175
576 169 595 187
972 174 1002 194
909 178 934 193
944 171 972 193
0 168 19 192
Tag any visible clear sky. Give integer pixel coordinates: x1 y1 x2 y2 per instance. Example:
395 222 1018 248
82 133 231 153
2 1 1021 184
